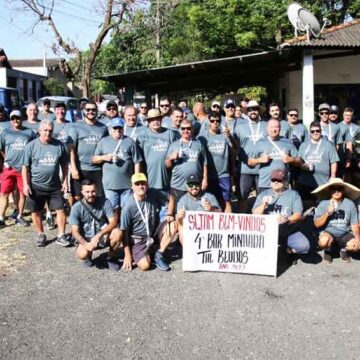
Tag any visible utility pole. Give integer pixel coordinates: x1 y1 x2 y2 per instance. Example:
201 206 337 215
154 0 161 107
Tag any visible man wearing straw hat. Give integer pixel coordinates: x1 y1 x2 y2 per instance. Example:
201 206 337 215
313 178 360 263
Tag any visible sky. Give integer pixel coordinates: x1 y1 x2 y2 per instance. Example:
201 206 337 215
0 0 109 60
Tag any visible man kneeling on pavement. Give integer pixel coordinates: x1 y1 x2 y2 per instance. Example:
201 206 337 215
69 179 123 270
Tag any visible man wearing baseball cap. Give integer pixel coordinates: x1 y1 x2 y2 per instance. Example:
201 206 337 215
253 168 308 256
318 103 342 150
92 117 142 215
100 100 119 126
120 173 176 272
0 110 36 228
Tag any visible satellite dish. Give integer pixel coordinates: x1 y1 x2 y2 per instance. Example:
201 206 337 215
287 3 305 34
287 2 324 41
298 8 321 37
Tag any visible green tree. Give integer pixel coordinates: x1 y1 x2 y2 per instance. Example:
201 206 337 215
43 78 65 96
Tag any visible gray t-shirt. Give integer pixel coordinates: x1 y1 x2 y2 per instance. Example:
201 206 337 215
234 120 267 175
120 188 168 237
94 135 142 190
69 197 114 239
314 198 358 237
253 137 298 188
253 188 303 217
288 123 309 149
298 138 339 188
38 111 55 121
53 121 73 152
167 139 208 191
280 120 292 139
339 122 360 149
321 122 342 145
123 123 145 142
23 138 68 191
0 127 36 171
137 127 179 189
0 121 10 135
177 191 220 212
23 120 41 135
197 131 231 179
69 120 108 171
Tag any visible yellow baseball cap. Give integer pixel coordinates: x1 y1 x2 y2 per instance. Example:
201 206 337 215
131 173 148 184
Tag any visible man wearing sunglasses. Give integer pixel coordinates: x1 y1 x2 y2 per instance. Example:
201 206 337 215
176 174 221 245
137 108 179 192
223 99 239 134
166 119 208 203
0 110 36 228
318 103 342 150
297 121 338 205
198 111 233 212
100 100 119 126
329 105 340 124
69 101 108 201
93 117 142 216
137 102 148 126
159 96 171 119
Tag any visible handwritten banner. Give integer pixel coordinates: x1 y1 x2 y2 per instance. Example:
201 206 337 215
182 211 279 277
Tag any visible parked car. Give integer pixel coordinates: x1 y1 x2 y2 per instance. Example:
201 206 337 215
36 96 82 122
0 87 21 115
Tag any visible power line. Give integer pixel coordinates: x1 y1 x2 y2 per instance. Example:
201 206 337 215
61 0 97 13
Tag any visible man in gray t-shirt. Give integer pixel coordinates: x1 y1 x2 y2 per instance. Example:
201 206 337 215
123 105 145 141
69 180 122 270
22 120 70 248
69 101 108 199
23 102 41 135
93 117 142 212
0 110 36 228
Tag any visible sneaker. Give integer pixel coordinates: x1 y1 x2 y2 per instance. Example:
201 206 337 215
55 234 71 247
0 219 5 228
340 248 351 263
16 216 30 227
323 250 332 264
36 233 47 247
106 257 120 272
154 251 170 271
46 213 56 230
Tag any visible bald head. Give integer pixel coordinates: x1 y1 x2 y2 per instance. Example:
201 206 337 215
192 102 206 117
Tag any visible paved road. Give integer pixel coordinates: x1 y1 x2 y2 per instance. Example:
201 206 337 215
1 223 360 360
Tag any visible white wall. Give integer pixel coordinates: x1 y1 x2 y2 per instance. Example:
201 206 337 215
14 66 47 77
0 68 7 87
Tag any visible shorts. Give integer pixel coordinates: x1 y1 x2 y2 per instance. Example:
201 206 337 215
321 231 355 248
239 174 259 199
0 167 24 194
104 188 126 209
26 187 65 212
208 177 231 202
129 221 166 263
72 170 104 197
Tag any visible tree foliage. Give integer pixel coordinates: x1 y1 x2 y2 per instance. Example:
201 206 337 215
43 78 65 96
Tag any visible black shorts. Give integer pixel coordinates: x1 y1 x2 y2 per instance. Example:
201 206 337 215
26 187 64 212
72 170 104 197
322 231 355 248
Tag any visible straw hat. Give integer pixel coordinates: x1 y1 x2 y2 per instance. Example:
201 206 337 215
311 177 360 200
147 108 162 120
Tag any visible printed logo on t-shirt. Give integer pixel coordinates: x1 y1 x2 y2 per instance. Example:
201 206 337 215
329 210 348 227
268 204 290 217
84 131 102 144
56 130 68 142
39 152 57 166
151 139 169 152
10 137 28 151
208 141 225 154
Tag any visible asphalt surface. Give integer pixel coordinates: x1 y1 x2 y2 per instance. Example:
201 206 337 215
1 220 360 360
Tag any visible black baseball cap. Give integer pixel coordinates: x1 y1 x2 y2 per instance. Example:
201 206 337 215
106 101 118 109
186 174 201 184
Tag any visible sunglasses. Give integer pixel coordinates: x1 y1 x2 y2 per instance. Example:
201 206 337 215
271 179 283 183
160 104 170 108
288 113 298 117
310 129 321 134
85 108 97 112
330 112 338 115
319 111 329 115
209 119 221 123
107 107 117 111
226 105 235 109
187 182 200 188
181 127 192 131
330 186 343 192
112 127 123 130
134 181 147 186
10 117 21 121
140 106 147 109
212 105 220 109
247 107 259 112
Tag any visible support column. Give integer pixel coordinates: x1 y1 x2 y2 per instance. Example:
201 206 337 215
302 50 314 128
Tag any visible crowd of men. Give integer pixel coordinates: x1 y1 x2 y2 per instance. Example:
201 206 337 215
1 96 360 272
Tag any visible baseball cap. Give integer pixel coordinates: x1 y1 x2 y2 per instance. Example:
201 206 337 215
106 100 118 109
330 105 339 113
109 117 124 128
10 110 21 119
224 99 235 108
186 174 201 184
211 100 221 107
270 169 287 181
247 100 260 108
318 103 330 112
131 173 147 184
